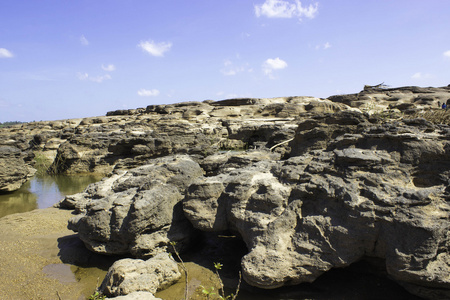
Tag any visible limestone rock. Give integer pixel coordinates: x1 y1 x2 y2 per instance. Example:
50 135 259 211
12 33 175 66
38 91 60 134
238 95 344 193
328 85 450 113
67 155 204 257
100 253 180 297
3 86 450 299
183 112 450 298
0 146 36 192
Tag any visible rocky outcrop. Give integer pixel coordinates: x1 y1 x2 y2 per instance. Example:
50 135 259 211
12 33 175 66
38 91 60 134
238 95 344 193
184 112 450 299
51 96 346 174
66 155 204 257
100 253 180 298
0 146 36 192
4 85 450 298
329 85 450 113
63 110 450 299
2 86 449 192
0 95 350 191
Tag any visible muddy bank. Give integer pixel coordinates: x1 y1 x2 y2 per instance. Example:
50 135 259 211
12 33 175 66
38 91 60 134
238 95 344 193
0 208 224 300
0 208 112 300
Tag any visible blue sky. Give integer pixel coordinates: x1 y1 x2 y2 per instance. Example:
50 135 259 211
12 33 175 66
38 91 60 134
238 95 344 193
1 0 450 122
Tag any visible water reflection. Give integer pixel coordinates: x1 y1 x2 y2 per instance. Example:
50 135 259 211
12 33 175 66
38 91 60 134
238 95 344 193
0 174 103 218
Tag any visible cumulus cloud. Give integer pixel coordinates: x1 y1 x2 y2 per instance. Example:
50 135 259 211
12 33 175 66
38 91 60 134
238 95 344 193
77 72 111 83
263 57 288 77
102 64 116 71
137 88 160 97
80 35 89 46
443 50 450 58
138 40 172 57
255 0 318 20
0 48 14 58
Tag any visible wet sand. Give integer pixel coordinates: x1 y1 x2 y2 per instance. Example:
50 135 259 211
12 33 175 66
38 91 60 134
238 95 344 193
0 208 111 300
0 208 226 300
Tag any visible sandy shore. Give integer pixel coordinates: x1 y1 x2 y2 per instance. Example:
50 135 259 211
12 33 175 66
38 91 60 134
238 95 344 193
0 207 113 300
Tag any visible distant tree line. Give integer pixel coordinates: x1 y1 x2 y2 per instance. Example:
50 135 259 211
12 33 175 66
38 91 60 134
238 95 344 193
0 121 24 128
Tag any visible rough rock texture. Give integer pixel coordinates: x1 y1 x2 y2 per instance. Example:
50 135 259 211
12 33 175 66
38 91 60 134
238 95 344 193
0 146 36 192
0 95 350 190
4 86 450 299
66 155 204 257
2 86 449 191
183 112 450 299
100 253 180 297
329 85 450 113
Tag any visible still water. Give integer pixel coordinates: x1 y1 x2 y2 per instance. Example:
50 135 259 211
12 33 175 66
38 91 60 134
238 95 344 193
0 174 102 218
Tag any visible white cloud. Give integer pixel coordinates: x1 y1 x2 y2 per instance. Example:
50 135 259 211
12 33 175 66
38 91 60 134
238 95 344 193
220 58 252 76
80 35 89 46
411 72 432 80
0 48 14 58
315 42 331 50
102 64 116 72
221 61 244 76
137 89 160 97
138 40 172 57
443 50 450 58
263 57 288 77
255 0 318 20
77 72 111 83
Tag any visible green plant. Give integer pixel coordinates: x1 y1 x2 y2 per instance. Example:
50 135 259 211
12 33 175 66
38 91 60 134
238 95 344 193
33 151 53 176
200 285 216 299
88 291 106 300
212 262 241 300
169 242 241 300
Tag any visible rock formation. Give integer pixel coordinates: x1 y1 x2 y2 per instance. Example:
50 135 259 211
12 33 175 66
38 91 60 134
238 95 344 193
185 112 450 299
65 155 203 258
0 146 36 192
100 253 180 297
2 85 450 298
64 112 450 299
0 96 351 190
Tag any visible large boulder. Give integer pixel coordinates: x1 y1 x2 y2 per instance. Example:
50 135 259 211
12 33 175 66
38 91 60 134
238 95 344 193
66 155 204 258
183 113 450 299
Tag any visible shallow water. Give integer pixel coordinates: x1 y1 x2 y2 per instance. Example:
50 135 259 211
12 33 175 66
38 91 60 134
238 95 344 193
0 174 103 218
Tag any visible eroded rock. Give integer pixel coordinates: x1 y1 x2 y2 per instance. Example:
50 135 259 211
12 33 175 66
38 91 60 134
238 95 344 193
0 146 36 192
183 113 450 298
67 155 204 257
100 253 180 298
